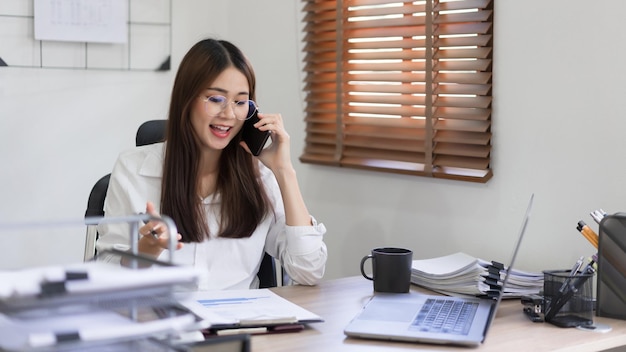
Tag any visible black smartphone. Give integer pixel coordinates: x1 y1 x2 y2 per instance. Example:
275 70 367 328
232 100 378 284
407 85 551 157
241 106 271 156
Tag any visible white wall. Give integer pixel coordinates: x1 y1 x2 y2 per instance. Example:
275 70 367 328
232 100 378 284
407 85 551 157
1 1 625 278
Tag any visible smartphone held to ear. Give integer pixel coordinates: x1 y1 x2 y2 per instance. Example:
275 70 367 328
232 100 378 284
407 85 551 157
242 107 271 156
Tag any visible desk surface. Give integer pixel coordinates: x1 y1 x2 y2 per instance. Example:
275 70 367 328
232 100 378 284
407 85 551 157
250 276 626 352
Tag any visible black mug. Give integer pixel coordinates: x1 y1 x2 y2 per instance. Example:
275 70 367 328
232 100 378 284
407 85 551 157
360 247 413 293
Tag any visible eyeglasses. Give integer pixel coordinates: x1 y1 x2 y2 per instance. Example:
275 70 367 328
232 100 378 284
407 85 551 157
200 95 258 121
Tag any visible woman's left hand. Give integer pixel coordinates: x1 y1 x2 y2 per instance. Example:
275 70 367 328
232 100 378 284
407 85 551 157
240 112 293 171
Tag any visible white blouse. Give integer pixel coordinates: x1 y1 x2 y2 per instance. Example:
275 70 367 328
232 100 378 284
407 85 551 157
95 142 327 290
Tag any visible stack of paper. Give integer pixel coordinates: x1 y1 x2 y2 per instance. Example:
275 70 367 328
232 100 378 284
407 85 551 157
411 252 543 298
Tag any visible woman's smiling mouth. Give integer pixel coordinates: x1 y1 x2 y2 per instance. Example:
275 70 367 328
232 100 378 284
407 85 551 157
210 124 232 137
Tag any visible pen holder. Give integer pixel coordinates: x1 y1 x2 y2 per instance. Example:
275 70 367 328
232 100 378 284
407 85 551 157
543 269 594 328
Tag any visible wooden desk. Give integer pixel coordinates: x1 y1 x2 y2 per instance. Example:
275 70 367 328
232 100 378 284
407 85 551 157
250 276 626 352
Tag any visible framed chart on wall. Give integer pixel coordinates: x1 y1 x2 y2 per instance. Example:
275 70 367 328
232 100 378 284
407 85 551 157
0 0 171 71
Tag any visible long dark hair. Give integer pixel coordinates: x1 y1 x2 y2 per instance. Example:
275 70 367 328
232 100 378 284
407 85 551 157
161 39 270 242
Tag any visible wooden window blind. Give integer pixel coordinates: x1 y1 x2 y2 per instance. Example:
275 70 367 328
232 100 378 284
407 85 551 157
300 0 493 183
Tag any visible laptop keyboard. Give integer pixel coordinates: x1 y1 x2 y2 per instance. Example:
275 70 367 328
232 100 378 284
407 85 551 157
411 298 478 335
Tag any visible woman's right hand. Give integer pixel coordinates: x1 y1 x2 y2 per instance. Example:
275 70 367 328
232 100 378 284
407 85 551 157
139 201 184 253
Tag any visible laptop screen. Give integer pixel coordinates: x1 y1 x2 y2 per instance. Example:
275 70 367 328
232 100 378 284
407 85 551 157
484 194 534 332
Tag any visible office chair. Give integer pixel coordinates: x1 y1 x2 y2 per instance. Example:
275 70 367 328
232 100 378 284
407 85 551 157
84 120 280 288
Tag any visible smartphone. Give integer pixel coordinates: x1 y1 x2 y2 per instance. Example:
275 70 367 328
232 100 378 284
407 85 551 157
241 107 271 156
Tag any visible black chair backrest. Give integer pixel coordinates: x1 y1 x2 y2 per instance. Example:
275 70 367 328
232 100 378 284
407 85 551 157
85 120 278 287
85 174 111 218
258 252 277 288
136 120 167 147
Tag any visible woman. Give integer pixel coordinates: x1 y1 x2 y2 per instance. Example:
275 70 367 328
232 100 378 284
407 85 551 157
96 39 327 290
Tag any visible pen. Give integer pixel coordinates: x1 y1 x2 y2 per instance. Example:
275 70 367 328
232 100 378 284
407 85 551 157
576 221 599 248
590 209 607 224
138 213 160 239
558 256 584 293
239 317 298 326
589 210 604 224
216 327 268 336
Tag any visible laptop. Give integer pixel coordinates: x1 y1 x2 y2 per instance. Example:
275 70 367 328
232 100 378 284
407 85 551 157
344 194 534 347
